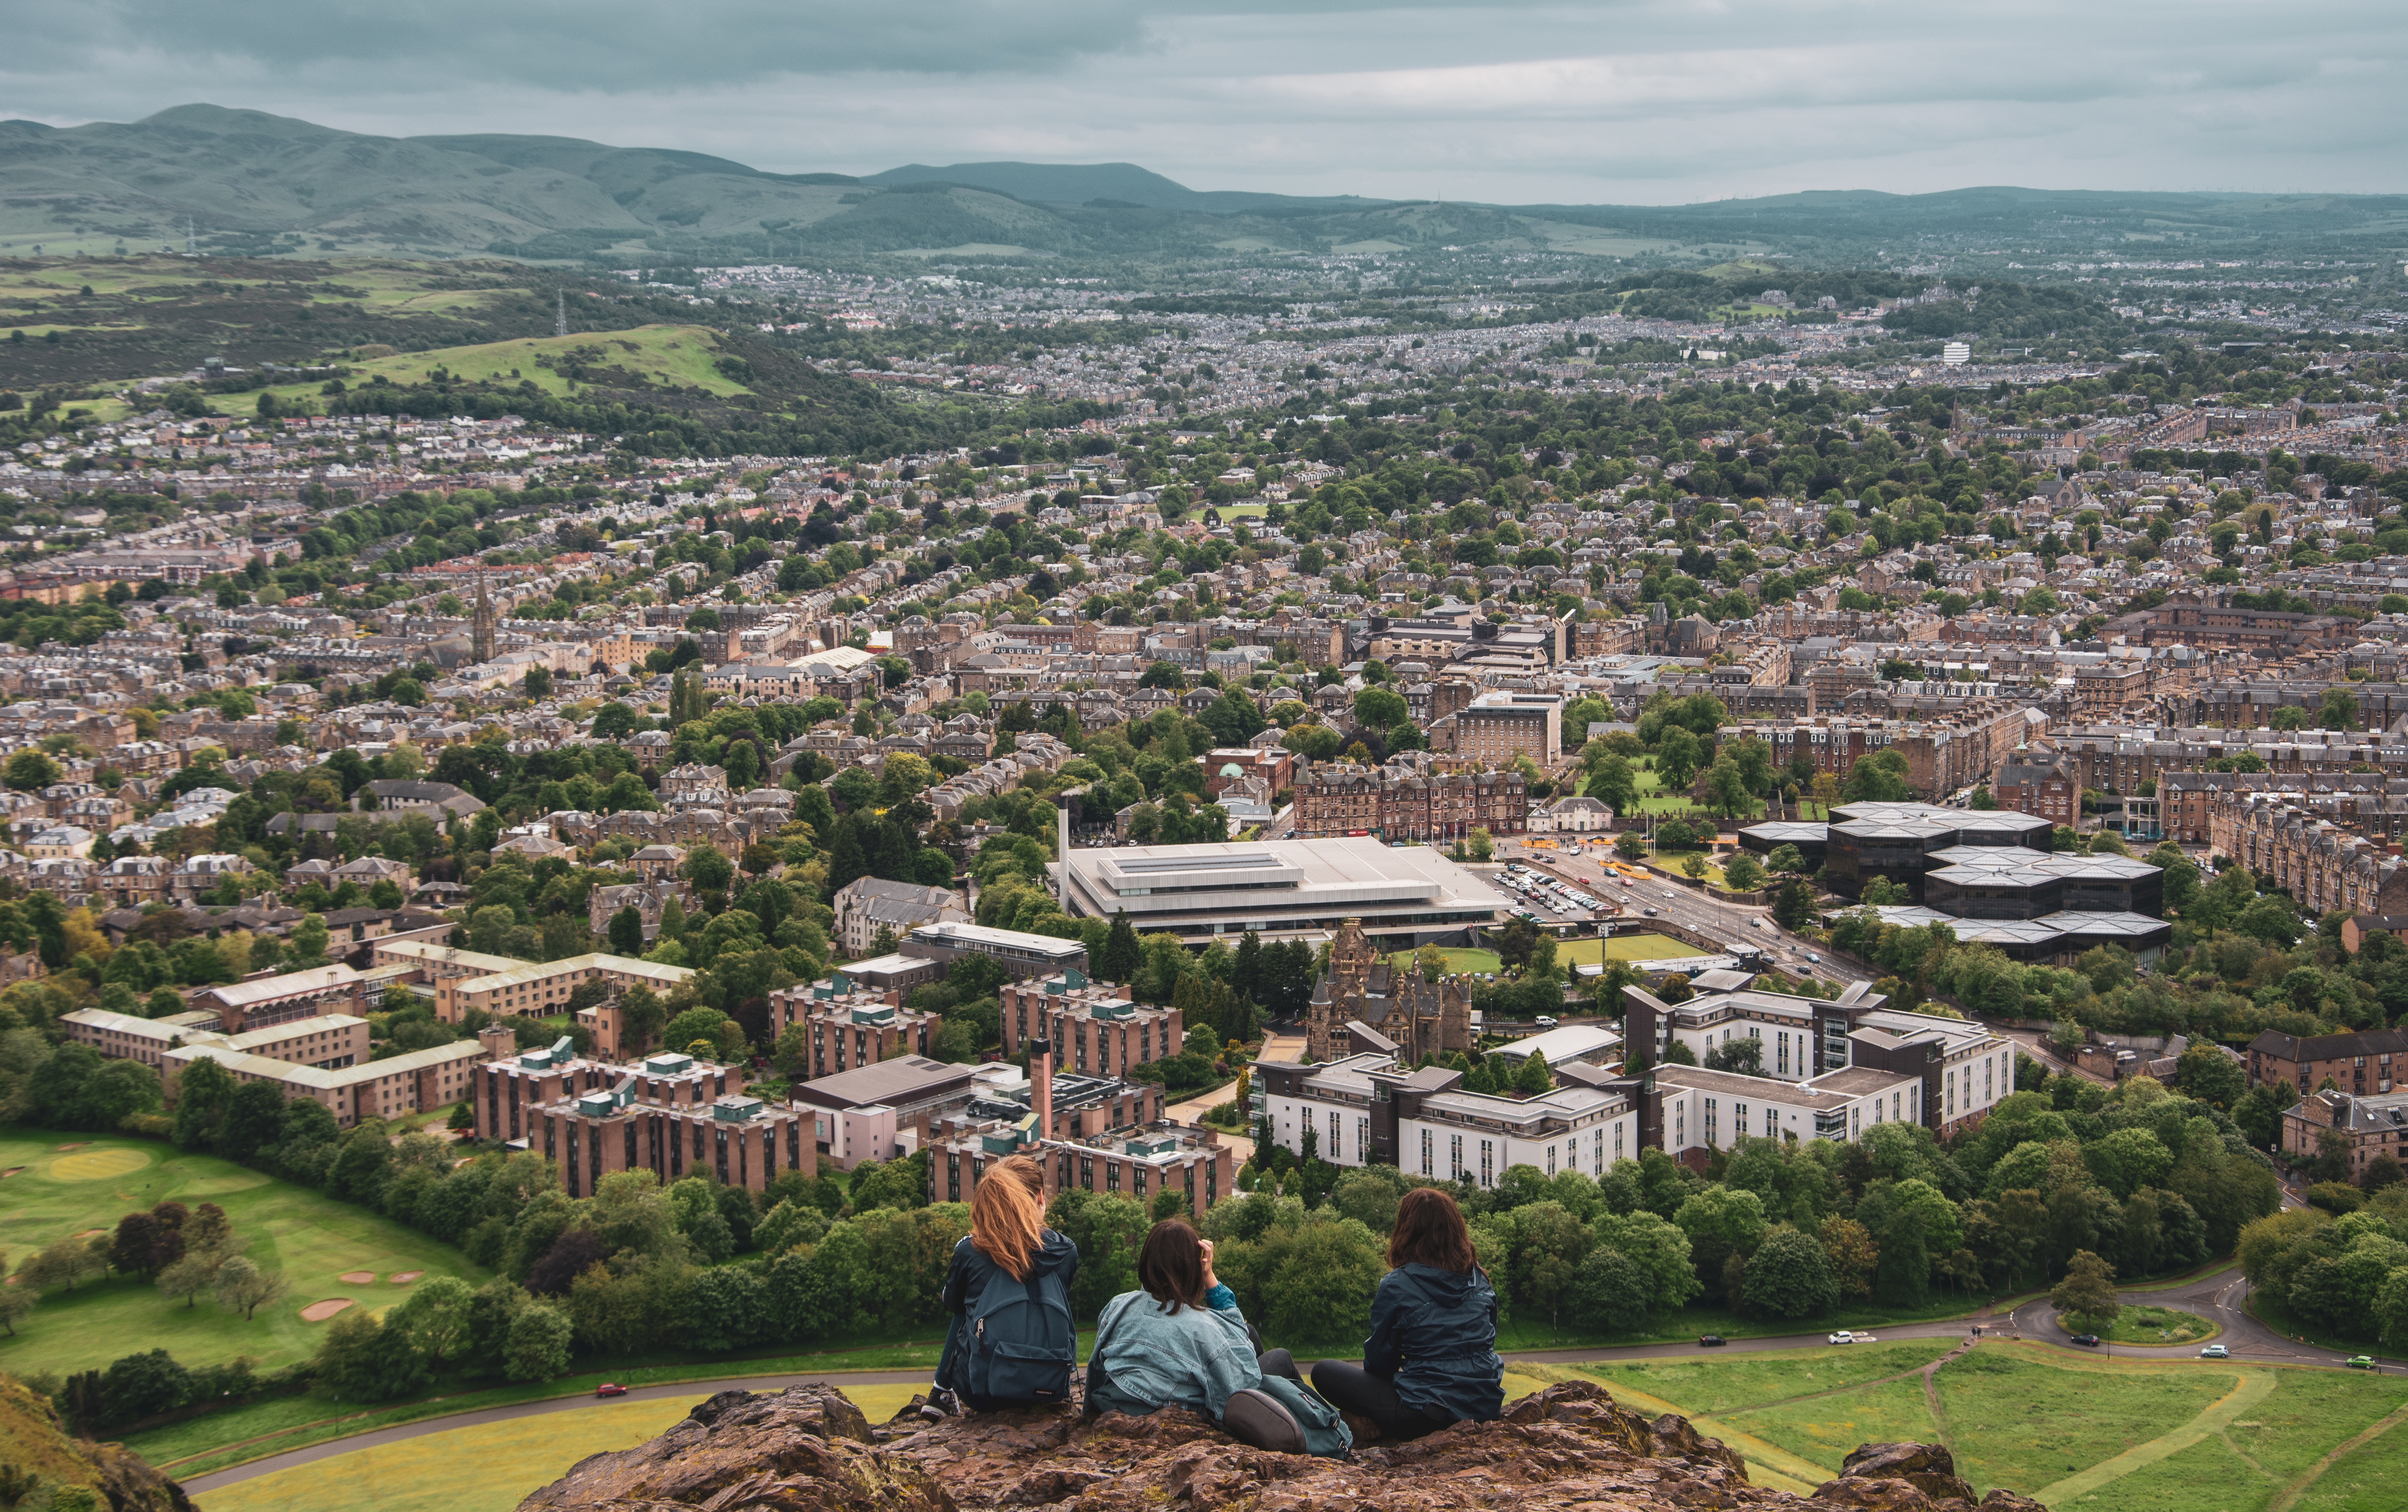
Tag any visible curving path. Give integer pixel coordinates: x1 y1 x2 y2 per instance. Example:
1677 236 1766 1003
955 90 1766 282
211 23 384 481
182 1266 2388 1497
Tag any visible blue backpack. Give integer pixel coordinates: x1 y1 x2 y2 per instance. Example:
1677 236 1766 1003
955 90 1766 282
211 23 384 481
963 1261 1077 1407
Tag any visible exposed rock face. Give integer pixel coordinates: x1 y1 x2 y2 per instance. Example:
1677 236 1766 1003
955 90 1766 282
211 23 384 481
515 1379 2049 1512
0 1374 195 1512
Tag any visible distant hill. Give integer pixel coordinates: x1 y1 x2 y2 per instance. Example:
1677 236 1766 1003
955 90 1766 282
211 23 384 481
3 104 2404 267
862 160 1384 215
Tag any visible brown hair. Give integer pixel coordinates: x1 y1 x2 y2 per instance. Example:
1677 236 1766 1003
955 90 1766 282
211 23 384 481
1388 1187 1477 1274
970 1155 1046 1280
1136 1219 1208 1313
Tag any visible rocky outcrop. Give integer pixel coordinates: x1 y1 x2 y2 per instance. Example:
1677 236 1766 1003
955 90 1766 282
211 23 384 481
515 1379 2049 1512
0 1374 195 1512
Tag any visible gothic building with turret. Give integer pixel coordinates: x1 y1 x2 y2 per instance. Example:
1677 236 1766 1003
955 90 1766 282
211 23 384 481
1305 919 1474 1066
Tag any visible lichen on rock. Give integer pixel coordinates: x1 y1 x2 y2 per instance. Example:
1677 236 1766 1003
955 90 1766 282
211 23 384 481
513 1378 2048 1512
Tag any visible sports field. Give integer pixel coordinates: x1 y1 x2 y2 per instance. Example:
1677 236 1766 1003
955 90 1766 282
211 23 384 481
0 1130 487 1376
1559 934 1700 965
1562 1339 2408 1511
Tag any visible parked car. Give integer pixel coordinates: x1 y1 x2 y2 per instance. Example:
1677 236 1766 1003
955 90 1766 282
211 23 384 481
1698 1334 1727 1347
2345 1355 2377 1370
596 1382 630 1397
1828 1331 1855 1345
2069 1334 2101 1347
2199 1345 2231 1359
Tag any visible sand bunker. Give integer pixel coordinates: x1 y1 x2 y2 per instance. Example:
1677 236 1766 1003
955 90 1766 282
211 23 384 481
301 1299 354 1323
1 1167 24 1178
389 1271 423 1284
338 1270 376 1284
53 1142 87 1151
74 1229 106 1239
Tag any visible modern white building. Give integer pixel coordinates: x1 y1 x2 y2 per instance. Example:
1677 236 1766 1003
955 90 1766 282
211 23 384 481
1622 973 2018 1136
1251 1052 1641 1185
1654 1063 1922 1156
1053 834 1506 944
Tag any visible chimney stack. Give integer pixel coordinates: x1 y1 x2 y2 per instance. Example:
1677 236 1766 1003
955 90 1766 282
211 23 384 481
1031 1036 1053 1140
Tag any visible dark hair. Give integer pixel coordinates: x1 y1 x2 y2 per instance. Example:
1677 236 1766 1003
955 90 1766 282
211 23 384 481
1389 1187 1477 1274
1136 1219 1207 1313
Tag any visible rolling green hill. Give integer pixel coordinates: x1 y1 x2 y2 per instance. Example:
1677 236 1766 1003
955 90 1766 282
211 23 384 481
8 104 2408 271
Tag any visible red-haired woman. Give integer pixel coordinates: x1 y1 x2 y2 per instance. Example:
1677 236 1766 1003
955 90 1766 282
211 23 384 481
1309 1187 1503 1441
927 1155 1079 1416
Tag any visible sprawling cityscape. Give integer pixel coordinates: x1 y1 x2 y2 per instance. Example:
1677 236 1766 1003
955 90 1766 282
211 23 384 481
4 33 2408 1512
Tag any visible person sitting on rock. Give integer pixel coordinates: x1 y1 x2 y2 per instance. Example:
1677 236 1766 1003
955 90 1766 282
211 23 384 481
926 1155 1079 1418
1085 1218 1326 1455
1310 1187 1503 1441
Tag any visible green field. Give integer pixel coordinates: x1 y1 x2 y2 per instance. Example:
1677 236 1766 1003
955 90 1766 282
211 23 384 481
1560 934 1702 965
2089 1305 2220 1347
0 1130 488 1377
1565 1340 2408 1512
1387 947 1503 977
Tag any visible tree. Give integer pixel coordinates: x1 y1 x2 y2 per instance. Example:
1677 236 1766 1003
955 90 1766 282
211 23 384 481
1841 749 1912 803
1771 879 1817 931
212 1255 288 1320
606 904 645 957
1818 1215 1879 1298
1097 910 1142 985
504 1301 576 1382
4 749 62 791
1615 831 1648 862
1468 826 1493 862
1767 843 1806 875
313 1309 429 1402
1588 754 1639 815
1722 852 1765 892
523 666 553 699
2050 1248 2120 1329
1742 1226 1840 1318
1514 1051 1553 1095
1655 727 1703 791
1681 853 1710 882
157 1252 217 1309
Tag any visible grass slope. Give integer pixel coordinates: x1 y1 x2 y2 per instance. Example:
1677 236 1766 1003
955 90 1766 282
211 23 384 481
1570 1338 2408 1512
0 1130 488 1377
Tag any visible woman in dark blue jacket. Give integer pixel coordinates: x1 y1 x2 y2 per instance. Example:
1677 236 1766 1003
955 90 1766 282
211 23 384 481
1310 1187 1504 1440
926 1155 1079 1416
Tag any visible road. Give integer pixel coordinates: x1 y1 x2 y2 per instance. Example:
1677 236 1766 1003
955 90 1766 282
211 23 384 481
1493 837 1873 986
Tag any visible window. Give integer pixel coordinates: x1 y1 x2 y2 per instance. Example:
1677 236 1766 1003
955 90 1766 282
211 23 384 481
1479 1139 1494 1188
1328 1109 1341 1160
1421 1127 1433 1176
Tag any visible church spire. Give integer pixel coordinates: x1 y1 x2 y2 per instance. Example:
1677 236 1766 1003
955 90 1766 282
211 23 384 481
471 573 496 663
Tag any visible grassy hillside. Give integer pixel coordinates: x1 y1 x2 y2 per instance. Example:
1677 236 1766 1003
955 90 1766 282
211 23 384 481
14 104 2408 272
1557 1341 2408 1510
0 1130 489 1378
0 253 655 388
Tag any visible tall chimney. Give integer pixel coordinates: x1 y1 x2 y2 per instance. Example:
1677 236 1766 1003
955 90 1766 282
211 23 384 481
1031 1036 1053 1141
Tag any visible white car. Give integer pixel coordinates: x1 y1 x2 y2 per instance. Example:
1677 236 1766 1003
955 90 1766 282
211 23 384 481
1662 889 1677 899
1828 1331 1855 1345
1535 1016 1558 1028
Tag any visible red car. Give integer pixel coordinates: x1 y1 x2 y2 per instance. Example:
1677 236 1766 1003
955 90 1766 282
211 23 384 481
596 1383 629 1398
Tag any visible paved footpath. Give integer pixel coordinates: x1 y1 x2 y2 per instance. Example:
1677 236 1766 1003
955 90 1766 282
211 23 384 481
194 1272 2351 1497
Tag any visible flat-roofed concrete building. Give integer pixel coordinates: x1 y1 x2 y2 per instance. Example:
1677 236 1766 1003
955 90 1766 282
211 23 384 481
1654 1062 1924 1163
67 1006 368 1073
165 1036 490 1129
767 973 940 1079
1252 1052 1640 1185
191 963 367 1031
996 968 1181 1080
1055 835 1506 946
791 1055 982 1169
485 1041 812 1198
1443 691 1563 766
902 920 1088 980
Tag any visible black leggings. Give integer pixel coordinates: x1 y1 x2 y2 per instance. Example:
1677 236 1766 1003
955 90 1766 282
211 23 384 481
1308 1362 1457 1442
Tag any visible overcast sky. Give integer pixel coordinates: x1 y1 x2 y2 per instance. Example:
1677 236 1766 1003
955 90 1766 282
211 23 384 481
10 0 2404 203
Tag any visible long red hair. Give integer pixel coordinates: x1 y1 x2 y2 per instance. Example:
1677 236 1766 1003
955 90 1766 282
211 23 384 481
971 1155 1047 1280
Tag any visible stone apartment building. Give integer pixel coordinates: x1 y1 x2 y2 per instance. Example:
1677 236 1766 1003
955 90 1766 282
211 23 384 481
1291 762 1528 843
1433 691 1563 767
2247 1026 2408 1097
2210 792 2408 920
829 876 969 956
2282 1087 2408 1181
1991 744 2080 827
